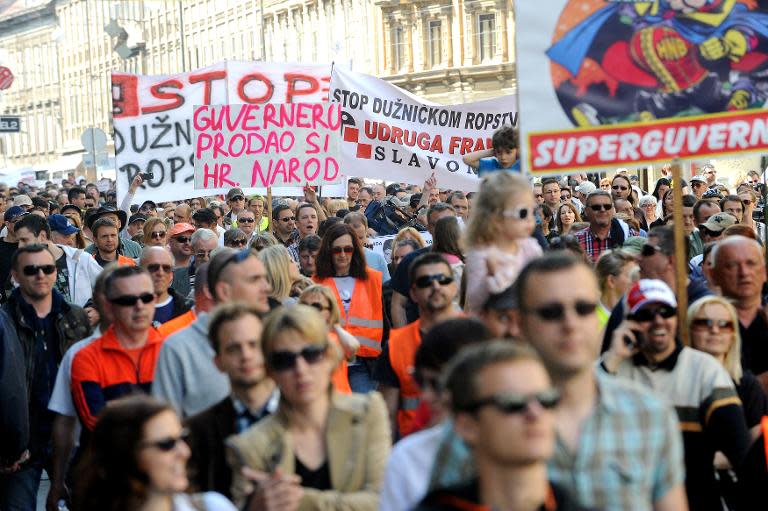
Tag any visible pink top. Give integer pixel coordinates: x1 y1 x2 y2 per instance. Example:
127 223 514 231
464 238 543 314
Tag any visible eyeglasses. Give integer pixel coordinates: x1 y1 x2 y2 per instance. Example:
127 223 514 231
22 264 56 276
172 236 191 244
268 344 327 371
640 244 667 257
150 231 166 239
239 218 255 223
414 273 454 289
523 301 597 321
305 301 330 312
463 388 561 414
628 305 676 322
332 245 354 255
280 216 296 223
195 250 213 259
612 185 629 191
230 195 245 202
229 238 247 247
535 194 543 199
691 318 735 332
589 203 613 211
108 292 154 307
140 429 189 451
146 263 173 274
502 207 533 220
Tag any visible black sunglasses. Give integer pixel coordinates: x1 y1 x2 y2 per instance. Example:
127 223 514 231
464 388 561 414
109 292 154 307
612 185 628 191
173 236 191 244
146 263 173 274
22 264 56 276
640 244 667 257
269 344 327 371
280 216 296 222
414 274 454 289
229 238 247 247
589 203 613 211
239 218 255 223
524 301 596 321
140 429 189 451
628 305 676 322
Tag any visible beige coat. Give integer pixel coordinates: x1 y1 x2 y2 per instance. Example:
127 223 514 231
226 391 391 511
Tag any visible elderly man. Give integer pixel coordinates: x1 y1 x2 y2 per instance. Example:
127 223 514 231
574 191 633 262
140 246 193 328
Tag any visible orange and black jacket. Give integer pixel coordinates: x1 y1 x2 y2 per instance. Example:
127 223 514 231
70 325 166 430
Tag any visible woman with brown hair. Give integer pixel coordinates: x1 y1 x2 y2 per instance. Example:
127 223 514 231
143 217 168 248
554 202 582 237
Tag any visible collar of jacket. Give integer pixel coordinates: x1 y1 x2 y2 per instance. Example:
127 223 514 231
10 287 67 329
99 324 165 352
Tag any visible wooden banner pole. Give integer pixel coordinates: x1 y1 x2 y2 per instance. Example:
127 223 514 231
267 187 273 235
671 160 689 346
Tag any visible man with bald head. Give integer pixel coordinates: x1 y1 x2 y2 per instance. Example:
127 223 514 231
711 236 768 384
140 246 193 327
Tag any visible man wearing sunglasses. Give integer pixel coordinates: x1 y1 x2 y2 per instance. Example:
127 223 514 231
737 189 766 242
515 253 687 511
71 266 164 432
225 187 247 224
378 253 460 439
168 223 195 297
271 204 300 248
603 279 751 511
140 247 193 328
417 342 584 511
0 244 91 509
574 190 633 263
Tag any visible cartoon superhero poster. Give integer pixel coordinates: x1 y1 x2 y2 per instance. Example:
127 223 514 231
515 0 768 176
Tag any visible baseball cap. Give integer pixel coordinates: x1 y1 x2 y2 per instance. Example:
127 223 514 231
575 181 596 195
620 236 647 257
4 206 28 222
139 200 157 211
13 194 32 207
48 214 80 235
689 175 707 184
625 279 677 315
226 187 245 201
168 222 195 237
700 212 737 233
128 213 148 225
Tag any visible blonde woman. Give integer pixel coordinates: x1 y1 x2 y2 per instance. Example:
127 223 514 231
325 199 349 218
257 245 302 304
393 227 426 249
142 217 168 247
688 296 768 437
227 305 390 510
463 172 542 314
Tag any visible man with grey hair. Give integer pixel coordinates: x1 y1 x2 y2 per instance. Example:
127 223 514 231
574 190 633 262
140 246 193 327
700 163 717 188
187 228 218 296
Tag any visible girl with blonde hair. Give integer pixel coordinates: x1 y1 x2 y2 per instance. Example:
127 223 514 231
257 245 302 304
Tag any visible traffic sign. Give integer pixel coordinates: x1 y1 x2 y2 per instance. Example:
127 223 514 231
0 67 13 90
0 116 20 133
81 127 107 153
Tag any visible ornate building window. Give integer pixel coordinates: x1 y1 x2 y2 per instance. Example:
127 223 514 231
477 13 495 62
428 20 442 68
392 25 404 71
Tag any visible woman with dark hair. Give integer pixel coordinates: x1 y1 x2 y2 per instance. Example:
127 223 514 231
74 394 235 511
313 223 383 392
553 202 582 237
431 216 465 306
652 178 671 218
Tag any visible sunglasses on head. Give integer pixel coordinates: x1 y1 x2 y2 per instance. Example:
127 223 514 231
150 230 166 239
414 273 454 289
628 304 676 322
691 318 734 332
589 203 613 211
269 344 327 371
173 236 191 244
502 207 533 220
464 388 561 414
109 292 154 307
146 263 173 274
22 264 56 276
140 429 189 452
332 245 354 255
524 301 596 321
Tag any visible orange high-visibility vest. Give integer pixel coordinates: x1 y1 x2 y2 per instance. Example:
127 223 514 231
328 331 352 394
389 319 422 437
157 309 197 337
762 416 768 470
314 268 383 358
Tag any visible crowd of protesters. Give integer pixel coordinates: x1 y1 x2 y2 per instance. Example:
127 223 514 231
2 126 768 510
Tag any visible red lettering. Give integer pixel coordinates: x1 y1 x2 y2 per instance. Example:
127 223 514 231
112 75 140 118
391 126 404 146
473 138 487 152
306 132 321 154
142 79 185 114
189 71 227 105
448 136 461 154
460 138 474 155
284 73 319 103
238 73 275 104
287 157 301 182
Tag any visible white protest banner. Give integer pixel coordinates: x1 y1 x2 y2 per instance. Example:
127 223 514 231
369 232 432 264
329 67 517 192
112 61 332 206
193 102 342 189
515 2 768 177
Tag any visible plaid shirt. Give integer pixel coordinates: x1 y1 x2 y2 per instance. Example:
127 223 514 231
574 223 638 263
548 371 684 511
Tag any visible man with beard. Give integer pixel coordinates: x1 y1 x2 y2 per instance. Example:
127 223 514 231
377 253 461 439
575 191 631 262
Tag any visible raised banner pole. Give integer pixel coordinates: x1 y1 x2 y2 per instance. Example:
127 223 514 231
671 160 689 346
267 187 273 235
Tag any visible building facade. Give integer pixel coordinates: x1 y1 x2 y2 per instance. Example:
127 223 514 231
0 0 516 176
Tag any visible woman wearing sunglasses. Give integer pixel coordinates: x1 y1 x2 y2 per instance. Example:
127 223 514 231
313 223 383 393
74 394 236 511
463 172 542 315
143 217 168 248
299 284 359 394
227 305 390 510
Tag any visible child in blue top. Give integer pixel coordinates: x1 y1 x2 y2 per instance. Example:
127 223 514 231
462 126 520 176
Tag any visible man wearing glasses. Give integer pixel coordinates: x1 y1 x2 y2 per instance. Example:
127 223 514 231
225 187 247 224
271 203 299 248
0 244 90 510
602 279 750 511
515 253 687 511
377 253 461 440
71 266 163 432
139 246 193 328
574 190 632 263
168 223 195 296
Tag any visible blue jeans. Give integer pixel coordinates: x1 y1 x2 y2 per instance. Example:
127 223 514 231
348 358 378 393
0 461 42 511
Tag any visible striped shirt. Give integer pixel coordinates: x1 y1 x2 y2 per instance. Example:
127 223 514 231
548 371 684 511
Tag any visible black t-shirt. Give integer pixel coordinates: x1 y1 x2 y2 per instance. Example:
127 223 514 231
736 370 768 428
295 456 331 490
390 247 430 324
0 239 18 302
740 310 768 376
373 344 399 388
54 252 71 303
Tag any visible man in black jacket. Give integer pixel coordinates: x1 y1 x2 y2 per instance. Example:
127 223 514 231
0 310 29 476
0 244 90 510
186 302 277 497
